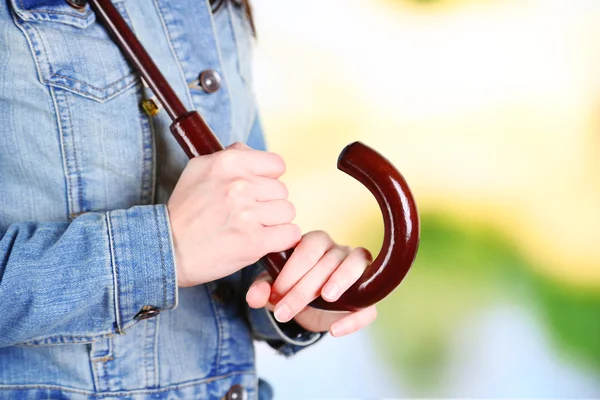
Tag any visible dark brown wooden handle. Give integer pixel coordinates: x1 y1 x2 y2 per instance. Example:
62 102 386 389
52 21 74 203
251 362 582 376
90 0 420 312
260 141 420 311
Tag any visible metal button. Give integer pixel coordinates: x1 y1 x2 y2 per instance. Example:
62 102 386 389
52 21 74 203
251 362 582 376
65 0 87 11
212 281 235 304
198 70 221 94
134 306 160 321
225 385 247 400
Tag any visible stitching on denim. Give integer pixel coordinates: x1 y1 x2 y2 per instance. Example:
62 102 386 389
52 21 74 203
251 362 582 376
90 352 100 392
144 100 157 204
143 319 151 389
47 88 76 217
59 90 84 214
15 0 92 19
141 318 157 389
28 22 55 82
14 330 115 347
10 12 49 89
50 73 135 92
162 207 178 309
152 0 195 108
153 314 160 388
28 9 92 19
106 212 122 333
153 207 167 307
124 5 155 207
45 76 140 103
0 370 256 396
206 284 223 373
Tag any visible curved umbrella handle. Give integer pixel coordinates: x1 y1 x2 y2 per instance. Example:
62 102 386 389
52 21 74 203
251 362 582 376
261 141 420 311
90 0 420 312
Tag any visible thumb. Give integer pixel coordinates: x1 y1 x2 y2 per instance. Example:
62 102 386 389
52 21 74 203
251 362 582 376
246 272 275 310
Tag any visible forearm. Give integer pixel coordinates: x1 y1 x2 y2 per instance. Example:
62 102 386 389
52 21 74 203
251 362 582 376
0 205 176 347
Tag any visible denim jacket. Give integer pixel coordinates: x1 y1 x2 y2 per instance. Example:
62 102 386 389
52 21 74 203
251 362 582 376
0 0 322 398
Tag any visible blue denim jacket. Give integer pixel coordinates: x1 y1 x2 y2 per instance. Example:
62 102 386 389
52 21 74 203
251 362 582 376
0 0 322 398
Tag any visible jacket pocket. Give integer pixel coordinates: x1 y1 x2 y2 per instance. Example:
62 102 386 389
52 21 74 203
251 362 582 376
9 0 138 102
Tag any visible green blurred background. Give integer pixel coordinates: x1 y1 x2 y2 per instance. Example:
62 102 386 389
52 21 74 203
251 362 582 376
250 0 600 397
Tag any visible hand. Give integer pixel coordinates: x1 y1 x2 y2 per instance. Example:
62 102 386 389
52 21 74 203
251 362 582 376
168 142 301 287
245 231 378 337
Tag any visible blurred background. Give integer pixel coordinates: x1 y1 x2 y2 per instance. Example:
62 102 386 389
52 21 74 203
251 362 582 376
248 0 600 398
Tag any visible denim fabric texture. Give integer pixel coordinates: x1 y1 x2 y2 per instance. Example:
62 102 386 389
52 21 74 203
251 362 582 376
0 0 322 398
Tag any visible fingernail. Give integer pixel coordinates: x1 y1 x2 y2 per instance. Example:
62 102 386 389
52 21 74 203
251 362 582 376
274 303 291 323
322 283 339 300
331 322 346 337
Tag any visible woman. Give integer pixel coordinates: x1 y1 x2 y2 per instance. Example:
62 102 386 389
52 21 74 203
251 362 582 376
0 0 377 398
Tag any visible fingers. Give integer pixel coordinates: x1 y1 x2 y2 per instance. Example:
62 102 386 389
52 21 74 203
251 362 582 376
216 145 286 179
321 247 372 302
273 245 350 323
271 231 335 301
257 224 302 255
330 305 377 337
255 200 296 226
253 177 289 202
246 278 272 309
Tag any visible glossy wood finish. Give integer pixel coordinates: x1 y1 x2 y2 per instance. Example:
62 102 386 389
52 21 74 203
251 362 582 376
261 142 420 311
90 0 420 311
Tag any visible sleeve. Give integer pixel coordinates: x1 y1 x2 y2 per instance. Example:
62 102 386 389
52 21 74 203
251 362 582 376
0 204 177 348
242 263 326 357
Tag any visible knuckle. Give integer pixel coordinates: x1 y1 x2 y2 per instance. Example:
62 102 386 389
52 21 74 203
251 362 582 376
286 224 302 243
283 201 296 221
354 246 373 264
235 209 253 224
228 141 246 150
279 181 289 199
215 150 238 172
227 178 248 198
307 230 330 244
335 245 352 257
269 153 286 174
285 290 309 308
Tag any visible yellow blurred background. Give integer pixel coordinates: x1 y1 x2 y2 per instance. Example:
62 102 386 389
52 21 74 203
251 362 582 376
250 0 600 397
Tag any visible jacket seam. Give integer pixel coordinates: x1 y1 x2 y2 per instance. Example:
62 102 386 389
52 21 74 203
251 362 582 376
47 87 74 219
15 0 92 19
60 90 84 214
205 284 223 374
105 212 123 333
126 9 156 207
152 0 195 109
49 73 135 92
13 331 116 347
44 77 140 103
152 207 168 307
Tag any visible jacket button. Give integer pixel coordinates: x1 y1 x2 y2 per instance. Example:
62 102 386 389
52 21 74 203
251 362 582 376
134 306 160 321
198 70 221 93
225 385 247 400
65 0 87 10
212 281 235 304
